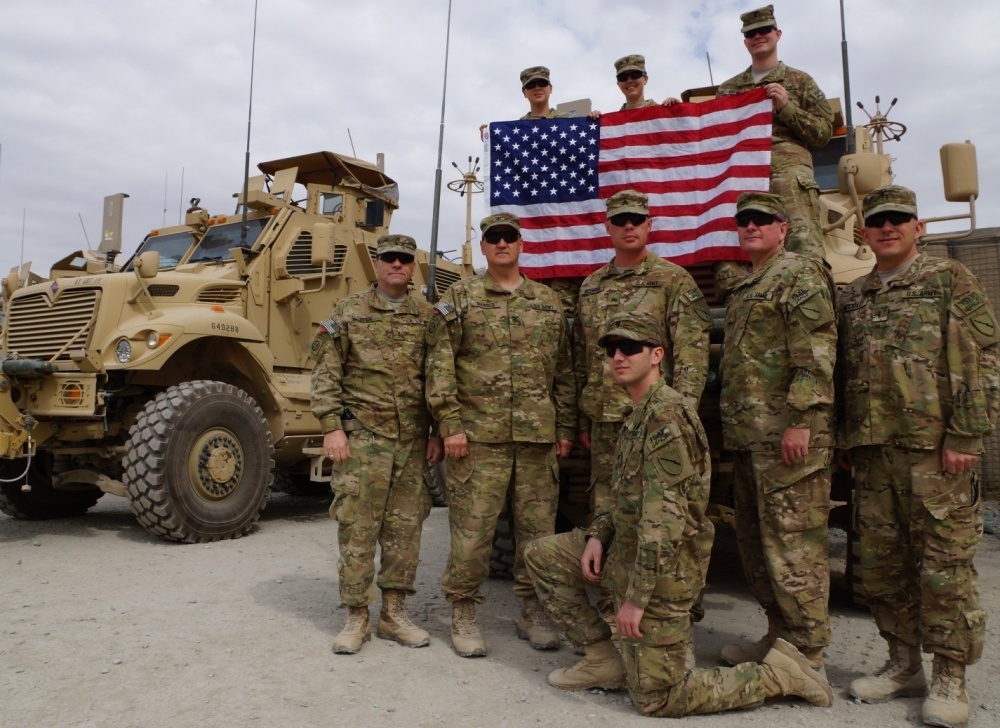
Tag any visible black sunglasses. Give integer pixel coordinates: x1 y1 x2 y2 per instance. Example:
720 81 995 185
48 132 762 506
608 212 648 228
616 71 645 83
483 229 520 244
864 211 916 228
743 26 775 39
735 212 780 228
604 339 651 358
379 252 414 264
522 79 550 90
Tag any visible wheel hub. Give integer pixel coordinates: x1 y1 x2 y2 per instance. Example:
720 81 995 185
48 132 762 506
189 428 244 500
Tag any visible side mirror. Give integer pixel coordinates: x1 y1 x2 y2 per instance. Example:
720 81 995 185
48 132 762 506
838 154 887 196
135 251 160 279
311 223 336 266
940 142 978 202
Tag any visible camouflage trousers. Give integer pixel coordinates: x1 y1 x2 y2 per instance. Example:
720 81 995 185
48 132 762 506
525 531 767 717
854 445 986 664
732 449 832 650
330 429 431 608
442 441 558 602
770 160 824 263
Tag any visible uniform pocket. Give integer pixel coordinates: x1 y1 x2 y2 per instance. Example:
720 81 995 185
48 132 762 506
757 449 831 532
622 630 687 696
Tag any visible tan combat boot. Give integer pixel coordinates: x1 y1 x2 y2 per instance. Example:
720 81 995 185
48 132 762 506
760 638 833 707
377 589 430 648
849 636 927 703
547 639 626 691
922 654 969 728
451 599 487 657
331 605 371 654
721 611 780 665
515 596 560 650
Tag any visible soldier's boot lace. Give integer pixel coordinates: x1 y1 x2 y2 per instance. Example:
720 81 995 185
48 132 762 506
720 610 780 666
547 638 626 691
515 596 560 650
760 638 833 707
377 589 430 648
849 635 927 703
331 605 371 655
922 654 969 728
451 599 487 657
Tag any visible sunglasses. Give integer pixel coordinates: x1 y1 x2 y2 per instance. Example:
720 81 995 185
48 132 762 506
743 26 775 39
522 79 550 90
608 212 648 228
735 212 780 228
379 252 414 264
616 71 645 83
864 211 916 228
604 339 651 358
483 229 520 244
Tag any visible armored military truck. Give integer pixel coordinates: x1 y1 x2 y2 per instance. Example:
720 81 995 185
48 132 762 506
0 151 470 542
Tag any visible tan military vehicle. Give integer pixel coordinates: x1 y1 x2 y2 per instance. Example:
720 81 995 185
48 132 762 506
0 151 470 542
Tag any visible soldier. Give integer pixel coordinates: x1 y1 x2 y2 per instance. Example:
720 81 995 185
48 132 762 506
837 186 999 727
524 313 833 716
310 234 443 655
519 66 569 120
425 212 576 657
719 192 837 672
718 4 833 267
588 55 681 119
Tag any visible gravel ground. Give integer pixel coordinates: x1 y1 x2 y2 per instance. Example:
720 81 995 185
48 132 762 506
2 494 998 728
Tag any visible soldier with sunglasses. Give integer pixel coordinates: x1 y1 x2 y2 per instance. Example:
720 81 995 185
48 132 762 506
588 55 681 120
310 234 443 655
519 66 570 120
426 212 575 658
717 5 833 273
719 192 837 673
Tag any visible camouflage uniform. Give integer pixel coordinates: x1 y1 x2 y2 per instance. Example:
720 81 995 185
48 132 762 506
721 196 837 651
526 377 774 716
614 54 658 111
426 271 575 602
310 283 434 608
519 65 570 120
839 251 1000 664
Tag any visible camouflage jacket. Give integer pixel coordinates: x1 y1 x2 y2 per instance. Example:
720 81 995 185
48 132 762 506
310 286 434 439
838 254 1000 453
718 62 833 169
721 248 837 450
575 251 711 428
425 272 576 443
587 379 714 609
619 100 658 111
520 109 570 120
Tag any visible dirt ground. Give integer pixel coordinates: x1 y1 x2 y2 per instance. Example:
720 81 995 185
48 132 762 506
3 495 999 728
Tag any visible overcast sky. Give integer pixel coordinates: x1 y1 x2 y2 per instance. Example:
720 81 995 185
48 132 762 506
1 0 997 276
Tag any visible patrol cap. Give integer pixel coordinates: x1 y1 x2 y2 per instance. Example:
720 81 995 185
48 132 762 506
480 212 521 235
597 311 663 348
740 5 777 33
520 66 551 87
862 185 918 220
606 189 649 217
614 55 646 75
735 191 787 221
376 234 417 256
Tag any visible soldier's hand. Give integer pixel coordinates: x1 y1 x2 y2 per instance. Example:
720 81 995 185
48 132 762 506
444 432 469 460
781 427 811 465
834 448 854 470
764 83 788 111
616 600 644 640
661 97 680 107
942 448 979 475
324 430 351 464
577 430 592 451
556 438 574 459
581 536 604 582
426 436 444 464
588 110 603 120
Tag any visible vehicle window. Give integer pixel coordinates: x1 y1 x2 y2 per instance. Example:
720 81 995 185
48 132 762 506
124 231 197 271
188 218 271 263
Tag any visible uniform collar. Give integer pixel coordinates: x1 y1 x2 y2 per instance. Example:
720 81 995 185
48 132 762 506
367 284 418 312
600 250 656 279
860 252 927 293
483 270 534 298
743 61 786 83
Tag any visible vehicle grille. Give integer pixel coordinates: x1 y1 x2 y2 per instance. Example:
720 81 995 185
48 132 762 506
5 288 99 361
435 268 460 298
198 287 243 304
148 284 179 297
286 232 348 276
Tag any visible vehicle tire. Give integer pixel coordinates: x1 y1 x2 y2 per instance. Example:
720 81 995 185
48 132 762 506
489 494 515 579
0 453 103 519
123 381 274 543
425 461 448 507
270 469 331 497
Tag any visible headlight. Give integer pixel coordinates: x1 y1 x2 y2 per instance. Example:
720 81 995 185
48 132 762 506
146 331 160 349
115 338 132 364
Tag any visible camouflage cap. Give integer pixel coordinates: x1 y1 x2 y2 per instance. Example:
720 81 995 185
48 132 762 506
597 311 663 348
376 234 417 256
520 66 551 87
606 189 649 217
614 55 646 75
736 191 787 220
480 212 521 235
740 4 776 33
862 185 918 220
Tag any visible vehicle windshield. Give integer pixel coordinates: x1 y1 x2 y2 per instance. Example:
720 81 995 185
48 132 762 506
812 135 848 193
126 231 198 271
188 218 271 263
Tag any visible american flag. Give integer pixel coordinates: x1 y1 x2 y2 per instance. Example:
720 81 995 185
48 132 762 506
485 88 772 279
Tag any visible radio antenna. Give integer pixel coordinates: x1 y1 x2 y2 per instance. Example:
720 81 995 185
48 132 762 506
347 128 357 158
239 0 259 246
